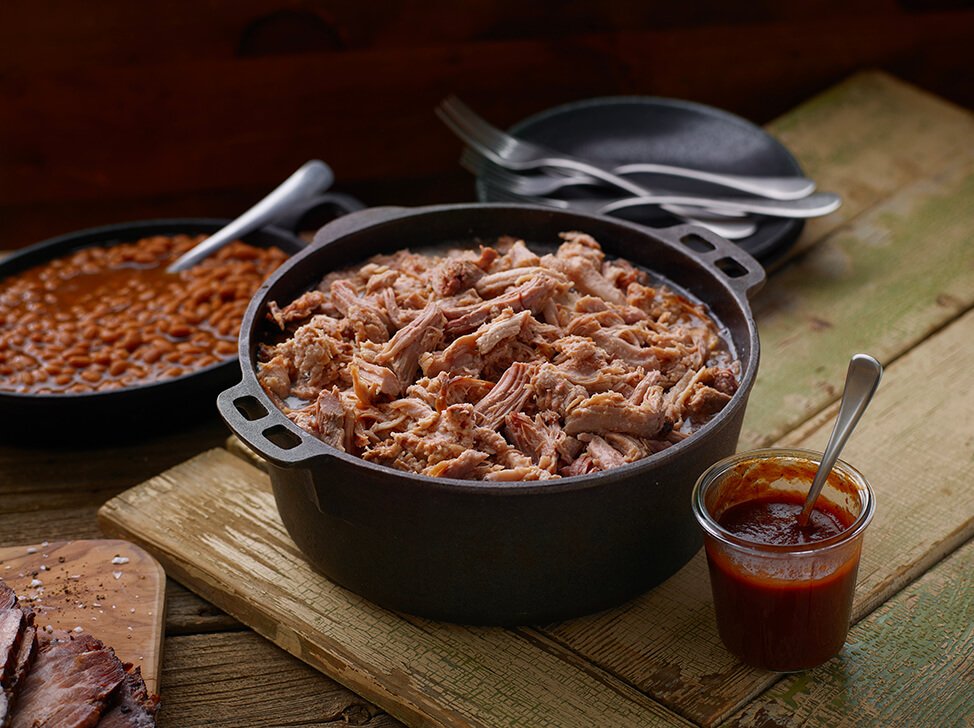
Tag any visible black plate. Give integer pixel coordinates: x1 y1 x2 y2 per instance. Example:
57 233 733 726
477 96 804 262
0 219 307 444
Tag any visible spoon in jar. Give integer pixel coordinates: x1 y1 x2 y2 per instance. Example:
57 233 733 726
797 354 883 528
167 159 334 273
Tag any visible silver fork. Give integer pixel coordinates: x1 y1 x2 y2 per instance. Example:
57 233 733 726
470 152 839 218
437 96 818 200
484 185 764 238
461 149 757 239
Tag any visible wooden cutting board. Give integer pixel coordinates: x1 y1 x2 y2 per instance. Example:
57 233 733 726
0 539 166 694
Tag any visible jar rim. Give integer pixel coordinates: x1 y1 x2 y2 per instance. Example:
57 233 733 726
691 447 875 556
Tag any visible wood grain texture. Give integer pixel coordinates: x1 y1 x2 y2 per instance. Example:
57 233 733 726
3 6 974 245
726 538 974 728
0 418 230 513
739 76 974 449
102 296 974 728
160 631 402 728
546 306 974 725
0 539 166 692
152 71 974 726
766 71 974 263
98 450 690 728
165 580 241 636
0 506 104 545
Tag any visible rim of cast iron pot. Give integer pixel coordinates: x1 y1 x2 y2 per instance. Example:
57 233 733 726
237 202 760 496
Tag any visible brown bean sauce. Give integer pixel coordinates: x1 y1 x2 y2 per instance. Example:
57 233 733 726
0 234 287 394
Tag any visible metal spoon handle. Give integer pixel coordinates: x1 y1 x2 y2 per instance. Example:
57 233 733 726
167 159 334 273
613 163 817 200
798 354 883 527
598 191 841 218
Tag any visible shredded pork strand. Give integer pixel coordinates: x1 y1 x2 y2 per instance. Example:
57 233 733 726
257 232 739 480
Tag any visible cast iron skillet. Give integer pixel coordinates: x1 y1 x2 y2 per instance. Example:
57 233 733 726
479 96 806 264
0 218 311 444
219 203 765 625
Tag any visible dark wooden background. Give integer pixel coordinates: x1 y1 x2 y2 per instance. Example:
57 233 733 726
3 0 973 248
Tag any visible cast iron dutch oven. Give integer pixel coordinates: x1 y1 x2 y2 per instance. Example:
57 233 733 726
218 203 765 625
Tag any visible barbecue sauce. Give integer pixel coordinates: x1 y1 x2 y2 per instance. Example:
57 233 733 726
705 470 860 672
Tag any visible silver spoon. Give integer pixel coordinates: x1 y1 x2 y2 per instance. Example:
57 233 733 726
797 354 883 527
167 159 334 273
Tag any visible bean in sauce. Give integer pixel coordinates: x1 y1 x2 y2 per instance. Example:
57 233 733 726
0 234 287 394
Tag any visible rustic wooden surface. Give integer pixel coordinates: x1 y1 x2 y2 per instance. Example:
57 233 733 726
99 449 691 728
2 69 973 725
3 4 974 246
160 631 402 728
725 539 974 728
100 295 974 725
547 309 974 725
0 539 166 693
102 71 974 726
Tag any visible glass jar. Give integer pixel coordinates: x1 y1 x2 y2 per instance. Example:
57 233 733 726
691 448 875 672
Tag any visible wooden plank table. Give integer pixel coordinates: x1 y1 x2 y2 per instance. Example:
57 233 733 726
2 71 973 726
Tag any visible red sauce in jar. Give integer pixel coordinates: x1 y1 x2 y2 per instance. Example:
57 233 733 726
705 477 861 671
718 493 850 545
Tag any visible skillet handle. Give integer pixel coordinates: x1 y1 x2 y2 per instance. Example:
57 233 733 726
665 224 766 299
216 381 328 469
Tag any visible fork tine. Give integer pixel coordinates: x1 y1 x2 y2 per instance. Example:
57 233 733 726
443 97 508 148
461 149 522 188
438 96 514 157
436 104 508 166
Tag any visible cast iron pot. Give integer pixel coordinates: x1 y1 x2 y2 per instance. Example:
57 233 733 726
217 203 765 625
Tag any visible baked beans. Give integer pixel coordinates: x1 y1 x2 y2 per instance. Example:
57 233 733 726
0 234 287 394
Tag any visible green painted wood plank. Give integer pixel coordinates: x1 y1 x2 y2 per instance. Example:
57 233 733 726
767 71 974 261
725 538 974 728
740 152 974 450
545 303 974 726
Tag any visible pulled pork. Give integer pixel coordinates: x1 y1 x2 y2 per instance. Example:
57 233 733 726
257 232 739 479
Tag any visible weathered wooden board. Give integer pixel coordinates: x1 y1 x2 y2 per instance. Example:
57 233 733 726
102 302 974 724
766 71 974 261
99 71 974 726
725 538 974 728
102 300 974 721
100 296 974 727
98 450 690 728
0 539 166 693
160 631 402 728
740 88 974 448
546 306 974 724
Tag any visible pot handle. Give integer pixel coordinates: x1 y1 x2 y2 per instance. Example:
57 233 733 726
216 381 329 469
664 224 767 299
